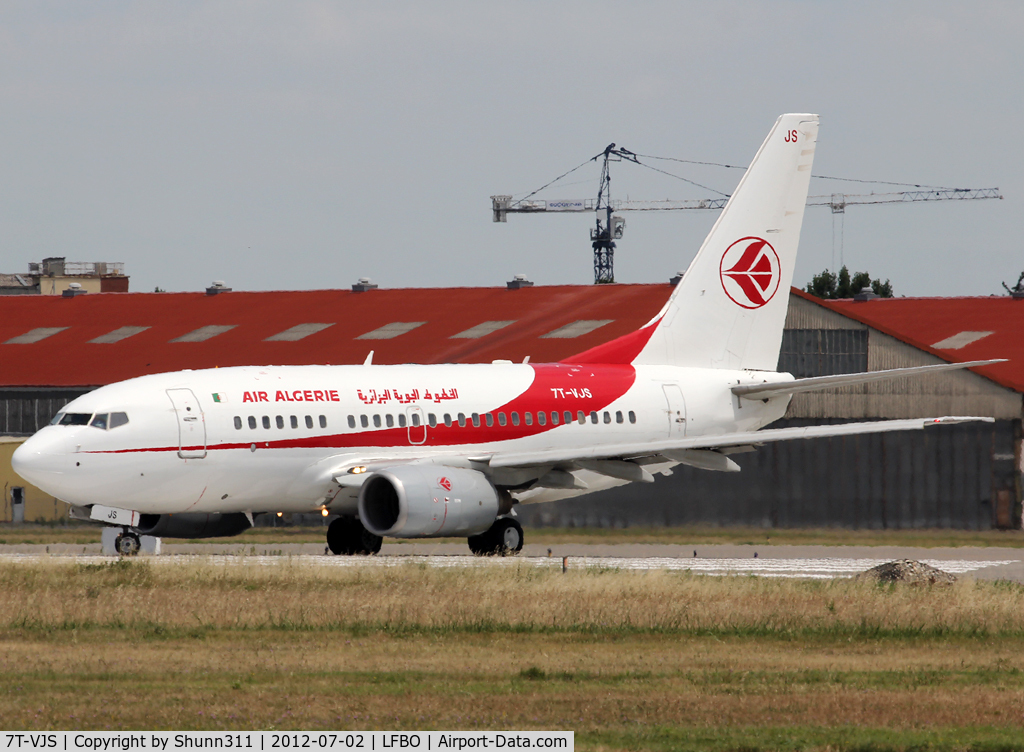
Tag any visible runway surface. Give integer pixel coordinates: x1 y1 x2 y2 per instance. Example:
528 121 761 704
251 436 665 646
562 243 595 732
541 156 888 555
2 542 1022 581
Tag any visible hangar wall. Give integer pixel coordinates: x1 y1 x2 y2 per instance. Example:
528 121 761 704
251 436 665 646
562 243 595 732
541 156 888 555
528 295 1023 530
522 419 1019 530
0 389 91 435
0 439 69 523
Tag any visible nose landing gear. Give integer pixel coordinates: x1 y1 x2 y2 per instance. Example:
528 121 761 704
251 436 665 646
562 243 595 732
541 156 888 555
114 528 141 557
468 517 524 556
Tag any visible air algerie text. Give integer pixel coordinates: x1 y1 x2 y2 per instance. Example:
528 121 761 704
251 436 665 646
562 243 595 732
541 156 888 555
241 390 340 403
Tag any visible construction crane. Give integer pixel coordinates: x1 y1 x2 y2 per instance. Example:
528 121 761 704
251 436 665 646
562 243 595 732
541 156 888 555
491 150 1003 283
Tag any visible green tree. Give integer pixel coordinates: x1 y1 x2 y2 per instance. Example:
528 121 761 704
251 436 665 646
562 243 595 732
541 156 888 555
872 278 893 297
805 266 894 299
806 269 837 298
836 266 853 298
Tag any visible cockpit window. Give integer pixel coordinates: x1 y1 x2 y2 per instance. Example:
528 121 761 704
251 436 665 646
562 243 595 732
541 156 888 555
50 412 65 426
86 412 129 430
58 413 92 426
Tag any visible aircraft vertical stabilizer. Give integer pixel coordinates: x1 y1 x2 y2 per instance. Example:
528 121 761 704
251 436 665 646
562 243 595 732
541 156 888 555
632 113 819 370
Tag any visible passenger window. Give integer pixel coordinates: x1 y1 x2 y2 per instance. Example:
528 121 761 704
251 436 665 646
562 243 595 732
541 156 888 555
616 411 623 424
525 412 533 426
564 411 573 425
537 412 546 426
262 416 271 429
443 413 452 427
498 412 507 427
398 413 407 428
348 415 356 429
249 416 257 430
319 415 327 428
428 414 437 428
372 415 381 428
276 416 284 429
457 413 466 427
386 414 394 428
290 415 298 429
485 413 494 427
603 411 611 424
628 410 636 424
90 413 109 430
472 413 481 427
550 411 559 425
234 416 243 430
305 415 314 429
577 411 585 425
590 411 599 424
360 415 369 428
411 413 421 427
511 412 520 426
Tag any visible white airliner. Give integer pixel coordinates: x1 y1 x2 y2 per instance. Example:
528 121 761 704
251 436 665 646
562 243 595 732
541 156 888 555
12 114 997 556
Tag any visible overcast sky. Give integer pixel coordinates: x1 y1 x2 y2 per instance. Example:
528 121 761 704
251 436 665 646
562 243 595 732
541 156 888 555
0 1 1020 297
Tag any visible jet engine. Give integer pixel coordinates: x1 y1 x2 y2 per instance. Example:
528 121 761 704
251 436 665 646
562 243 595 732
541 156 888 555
134 512 253 539
358 466 500 538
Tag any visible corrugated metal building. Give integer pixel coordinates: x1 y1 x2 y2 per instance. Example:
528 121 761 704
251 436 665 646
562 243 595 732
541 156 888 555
1 284 1020 528
530 290 1022 530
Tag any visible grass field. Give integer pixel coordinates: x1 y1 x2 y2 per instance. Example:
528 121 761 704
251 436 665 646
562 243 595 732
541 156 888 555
4 522 1024 548
1 559 1023 750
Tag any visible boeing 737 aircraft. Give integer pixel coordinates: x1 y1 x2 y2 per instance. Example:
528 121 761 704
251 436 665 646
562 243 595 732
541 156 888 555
12 114 997 556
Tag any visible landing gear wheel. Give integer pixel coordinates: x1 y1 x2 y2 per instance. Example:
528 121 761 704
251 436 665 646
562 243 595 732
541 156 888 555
114 532 141 557
495 518 524 555
327 517 382 556
467 531 490 556
468 517 524 556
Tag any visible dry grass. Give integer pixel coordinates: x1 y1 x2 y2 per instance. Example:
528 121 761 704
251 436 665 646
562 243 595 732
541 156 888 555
2 558 1024 636
2 560 1024 748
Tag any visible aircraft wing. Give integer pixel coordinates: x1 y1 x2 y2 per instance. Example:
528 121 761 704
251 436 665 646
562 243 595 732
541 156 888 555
733 360 1005 401
483 415 994 469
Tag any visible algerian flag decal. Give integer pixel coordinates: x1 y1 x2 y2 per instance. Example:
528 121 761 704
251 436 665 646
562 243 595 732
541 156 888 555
212 393 227 403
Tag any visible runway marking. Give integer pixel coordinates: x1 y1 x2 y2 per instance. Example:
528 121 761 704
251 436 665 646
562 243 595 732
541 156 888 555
0 553 1016 579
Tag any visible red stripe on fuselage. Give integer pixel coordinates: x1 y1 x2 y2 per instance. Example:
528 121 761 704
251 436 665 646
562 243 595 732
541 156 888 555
563 319 661 365
85 363 637 454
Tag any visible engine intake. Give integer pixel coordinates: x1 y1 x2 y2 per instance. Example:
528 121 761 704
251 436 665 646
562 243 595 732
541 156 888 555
135 512 253 539
359 466 500 538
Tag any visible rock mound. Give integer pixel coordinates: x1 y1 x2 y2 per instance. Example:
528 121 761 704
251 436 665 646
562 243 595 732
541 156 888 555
857 559 957 585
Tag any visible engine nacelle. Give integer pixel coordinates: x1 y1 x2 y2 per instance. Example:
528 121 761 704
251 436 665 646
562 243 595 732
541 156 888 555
358 466 499 538
134 512 253 539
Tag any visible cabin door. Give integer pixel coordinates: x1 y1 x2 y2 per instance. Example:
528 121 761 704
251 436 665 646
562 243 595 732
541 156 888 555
166 388 208 459
661 384 687 438
406 406 427 445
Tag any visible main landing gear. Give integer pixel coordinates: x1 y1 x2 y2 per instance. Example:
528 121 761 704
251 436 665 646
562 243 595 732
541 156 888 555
327 516 383 556
468 517 524 556
114 528 141 557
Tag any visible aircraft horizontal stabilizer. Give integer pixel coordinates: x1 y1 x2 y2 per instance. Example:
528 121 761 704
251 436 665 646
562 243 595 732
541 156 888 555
488 415 994 469
733 359 1006 401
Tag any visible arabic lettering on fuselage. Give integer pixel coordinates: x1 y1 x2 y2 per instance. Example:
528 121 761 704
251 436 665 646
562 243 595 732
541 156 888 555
356 387 459 405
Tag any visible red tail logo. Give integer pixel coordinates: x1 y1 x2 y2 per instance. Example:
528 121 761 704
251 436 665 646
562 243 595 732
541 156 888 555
719 237 780 309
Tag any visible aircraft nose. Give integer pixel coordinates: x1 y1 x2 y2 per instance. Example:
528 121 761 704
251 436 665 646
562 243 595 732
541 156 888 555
11 430 68 488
